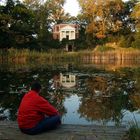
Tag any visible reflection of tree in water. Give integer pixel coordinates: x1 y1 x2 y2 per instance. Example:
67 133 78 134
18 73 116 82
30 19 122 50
86 74 135 96
78 97 112 121
0 70 31 121
86 76 108 96
117 68 140 111
1 65 140 124
130 95 140 109
45 91 67 116
0 68 66 120
78 95 131 125
78 75 135 125
130 69 140 110
0 94 23 120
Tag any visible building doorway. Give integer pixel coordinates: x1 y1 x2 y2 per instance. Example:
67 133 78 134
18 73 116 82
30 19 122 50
66 35 69 40
68 44 73 52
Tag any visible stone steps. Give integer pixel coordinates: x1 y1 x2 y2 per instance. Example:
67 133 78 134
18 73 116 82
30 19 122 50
0 121 127 140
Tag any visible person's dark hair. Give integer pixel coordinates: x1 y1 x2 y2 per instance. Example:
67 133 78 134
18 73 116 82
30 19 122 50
31 82 41 92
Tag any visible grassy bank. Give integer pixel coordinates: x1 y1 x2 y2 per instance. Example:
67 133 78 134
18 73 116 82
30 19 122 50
123 123 140 140
0 48 91 63
0 48 140 64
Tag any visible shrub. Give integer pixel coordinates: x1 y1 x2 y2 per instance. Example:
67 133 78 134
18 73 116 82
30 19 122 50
96 45 115 52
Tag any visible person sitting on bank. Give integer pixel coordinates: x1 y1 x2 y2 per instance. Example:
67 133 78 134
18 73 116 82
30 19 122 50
17 82 61 135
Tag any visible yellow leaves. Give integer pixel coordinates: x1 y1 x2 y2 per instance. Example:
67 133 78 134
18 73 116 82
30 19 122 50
96 33 106 39
131 3 140 20
79 0 97 13
23 0 40 7
131 3 140 30
87 76 108 93
115 20 122 30
78 0 124 38
86 22 97 33
86 17 108 38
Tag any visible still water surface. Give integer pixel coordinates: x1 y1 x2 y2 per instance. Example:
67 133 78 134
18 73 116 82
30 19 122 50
0 62 140 127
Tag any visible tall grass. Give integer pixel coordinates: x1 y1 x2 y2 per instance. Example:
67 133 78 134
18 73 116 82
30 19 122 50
127 126 140 140
1 48 140 64
3 48 92 63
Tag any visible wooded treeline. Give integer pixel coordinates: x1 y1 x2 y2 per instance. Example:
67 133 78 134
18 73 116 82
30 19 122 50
0 0 140 51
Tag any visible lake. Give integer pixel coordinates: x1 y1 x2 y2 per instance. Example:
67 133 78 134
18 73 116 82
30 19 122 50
0 61 140 128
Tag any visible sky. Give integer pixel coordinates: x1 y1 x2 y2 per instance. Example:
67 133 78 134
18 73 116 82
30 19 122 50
0 0 80 16
63 0 80 17
63 0 130 17
0 0 132 17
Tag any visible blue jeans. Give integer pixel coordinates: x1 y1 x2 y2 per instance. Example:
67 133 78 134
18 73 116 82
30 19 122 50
20 115 61 135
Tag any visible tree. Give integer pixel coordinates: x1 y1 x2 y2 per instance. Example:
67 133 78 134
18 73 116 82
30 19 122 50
78 0 125 39
45 0 66 23
0 0 37 49
0 0 15 49
131 1 140 30
130 1 140 49
23 0 68 49
11 3 35 47
0 23 14 49
3 0 15 15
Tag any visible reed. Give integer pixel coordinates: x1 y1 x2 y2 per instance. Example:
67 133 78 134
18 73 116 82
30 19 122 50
123 111 140 140
126 126 140 140
124 120 140 140
1 48 140 64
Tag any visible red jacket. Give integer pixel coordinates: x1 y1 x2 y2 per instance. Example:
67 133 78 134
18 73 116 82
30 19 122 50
17 90 59 129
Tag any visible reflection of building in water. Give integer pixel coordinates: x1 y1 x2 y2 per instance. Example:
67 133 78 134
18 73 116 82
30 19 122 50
53 75 61 89
51 73 76 89
60 73 76 88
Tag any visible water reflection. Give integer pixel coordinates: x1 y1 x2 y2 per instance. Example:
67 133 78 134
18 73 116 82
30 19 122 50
49 73 76 90
0 63 140 127
130 95 140 109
